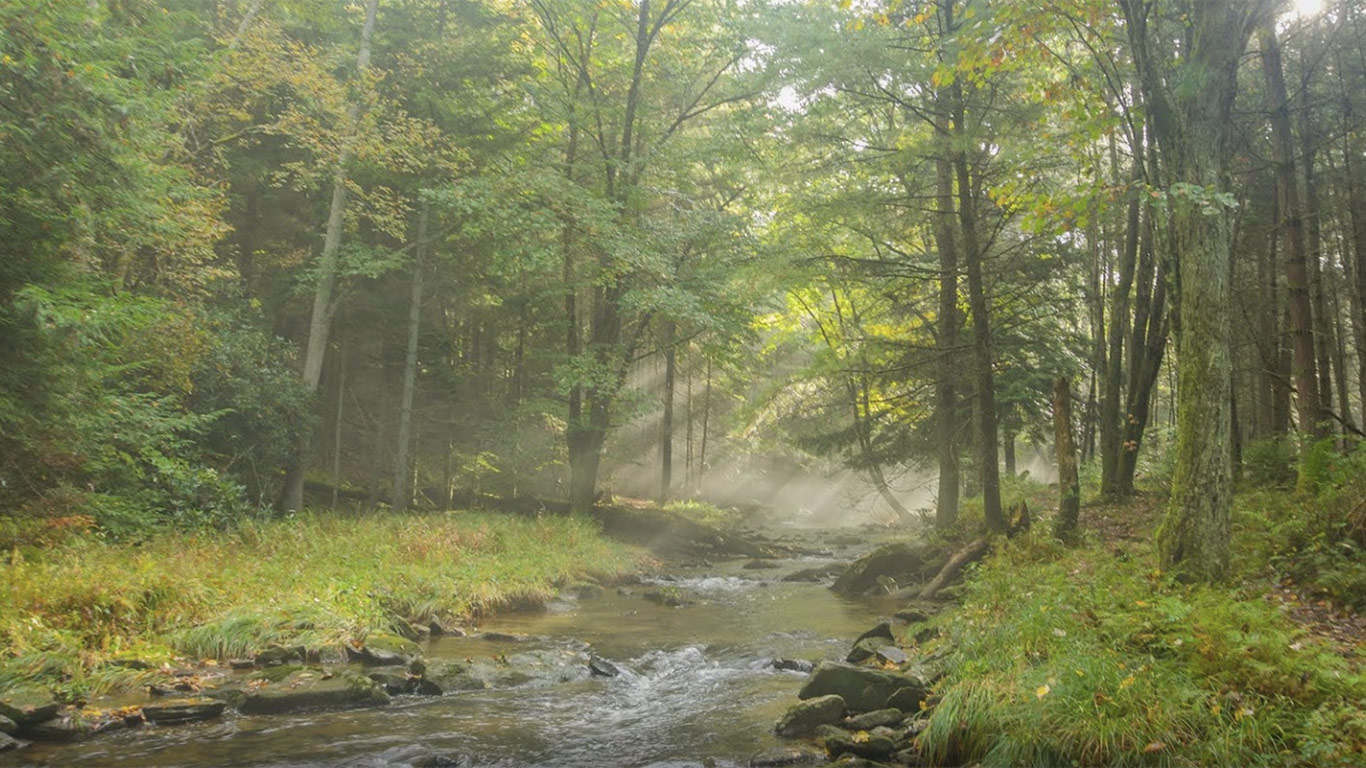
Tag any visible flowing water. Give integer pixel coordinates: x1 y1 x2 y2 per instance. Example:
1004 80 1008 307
8 530 905 768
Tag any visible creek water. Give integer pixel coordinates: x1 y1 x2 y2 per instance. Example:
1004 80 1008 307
8 530 904 768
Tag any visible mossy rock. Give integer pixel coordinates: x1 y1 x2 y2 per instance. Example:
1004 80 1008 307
799 662 926 713
0 689 59 726
142 698 227 725
775 694 845 738
238 669 390 714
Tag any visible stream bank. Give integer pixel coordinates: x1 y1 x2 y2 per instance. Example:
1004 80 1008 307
2 513 932 767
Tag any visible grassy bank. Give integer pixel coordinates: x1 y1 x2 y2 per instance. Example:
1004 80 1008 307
0 509 643 700
914 485 1366 767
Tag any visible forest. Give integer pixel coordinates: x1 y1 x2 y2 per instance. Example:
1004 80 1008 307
2 0 1366 765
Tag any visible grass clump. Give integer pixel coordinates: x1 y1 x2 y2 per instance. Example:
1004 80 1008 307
0 509 642 700
917 519 1366 767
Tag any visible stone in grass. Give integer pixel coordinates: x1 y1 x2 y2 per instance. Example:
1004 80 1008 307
774 694 845 738
748 743 827 766
0 690 60 727
142 698 227 725
799 662 927 713
238 669 390 714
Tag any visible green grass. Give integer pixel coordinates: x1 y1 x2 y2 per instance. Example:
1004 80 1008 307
914 492 1366 768
0 509 643 700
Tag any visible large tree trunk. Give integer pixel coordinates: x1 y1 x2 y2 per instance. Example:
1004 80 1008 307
932 83 962 529
951 82 1004 534
280 0 379 512
392 203 428 512
1126 0 1264 582
1260 21 1325 438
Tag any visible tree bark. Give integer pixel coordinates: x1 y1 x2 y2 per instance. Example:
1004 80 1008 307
1052 376 1080 543
280 0 379 512
1126 0 1265 581
1260 20 1325 438
932 91 961 528
951 81 1004 534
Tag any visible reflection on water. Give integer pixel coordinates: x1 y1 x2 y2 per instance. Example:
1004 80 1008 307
8 532 904 768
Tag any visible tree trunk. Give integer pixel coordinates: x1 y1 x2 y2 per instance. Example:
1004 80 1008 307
1052 377 1080 543
1260 21 1324 438
932 101 961 527
1126 0 1264 582
1101 157 1142 497
952 82 1004 534
660 321 676 503
392 203 427 512
1116 133 1166 496
280 0 379 512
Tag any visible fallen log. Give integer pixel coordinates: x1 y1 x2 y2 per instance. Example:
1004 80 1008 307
919 537 990 600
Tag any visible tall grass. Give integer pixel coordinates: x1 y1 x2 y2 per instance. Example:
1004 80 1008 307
916 513 1366 767
0 509 641 699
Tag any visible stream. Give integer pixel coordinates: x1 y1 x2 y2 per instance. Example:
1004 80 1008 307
7 529 904 768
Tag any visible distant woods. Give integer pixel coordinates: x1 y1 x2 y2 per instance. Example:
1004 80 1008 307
2 0 1365 580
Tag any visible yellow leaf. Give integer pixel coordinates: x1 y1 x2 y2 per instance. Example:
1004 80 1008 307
1035 684 1051 699
1143 741 1165 753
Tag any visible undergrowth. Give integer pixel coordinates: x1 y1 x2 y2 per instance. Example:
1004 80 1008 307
0 509 641 700
916 489 1366 767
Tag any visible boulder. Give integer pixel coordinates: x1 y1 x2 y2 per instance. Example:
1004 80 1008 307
0 714 16 735
748 744 827 766
817 723 897 761
0 690 59 726
774 694 845 738
142 698 226 725
345 632 418 667
843 708 903 731
830 543 939 595
853 621 895 646
23 712 126 742
884 686 926 713
238 669 390 714
846 636 893 664
798 662 927 713
0 732 22 752
588 656 620 678
875 646 908 666
743 559 782 570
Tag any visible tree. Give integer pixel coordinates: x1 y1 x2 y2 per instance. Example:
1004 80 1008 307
1124 0 1271 581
